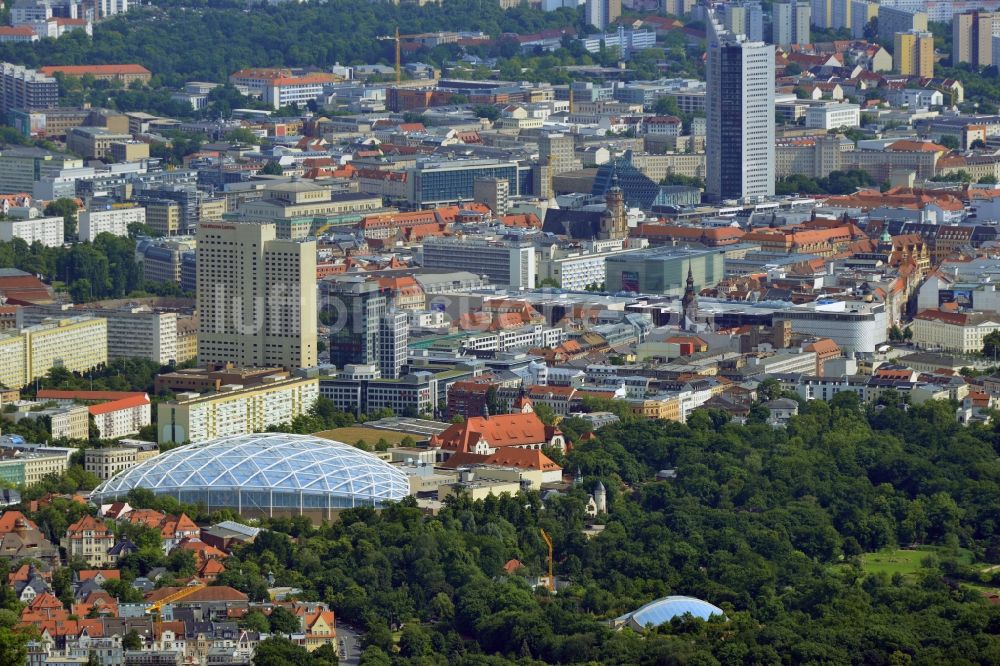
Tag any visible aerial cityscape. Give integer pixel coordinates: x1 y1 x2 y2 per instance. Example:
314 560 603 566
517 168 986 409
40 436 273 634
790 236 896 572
0 0 1000 663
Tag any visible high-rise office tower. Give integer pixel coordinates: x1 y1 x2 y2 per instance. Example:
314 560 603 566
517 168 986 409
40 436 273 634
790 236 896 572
894 30 935 77
378 310 409 380
706 11 775 203
585 0 621 31
953 10 1000 67
773 0 810 46
324 277 386 370
196 221 317 369
323 277 409 378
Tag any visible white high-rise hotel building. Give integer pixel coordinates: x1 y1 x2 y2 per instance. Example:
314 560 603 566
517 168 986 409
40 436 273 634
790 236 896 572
705 10 775 203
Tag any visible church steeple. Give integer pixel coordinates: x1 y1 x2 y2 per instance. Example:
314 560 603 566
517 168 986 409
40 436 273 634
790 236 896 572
681 262 698 331
599 165 627 240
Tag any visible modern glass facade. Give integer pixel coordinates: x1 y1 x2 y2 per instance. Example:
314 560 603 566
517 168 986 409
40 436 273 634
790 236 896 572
0 460 25 487
413 161 519 205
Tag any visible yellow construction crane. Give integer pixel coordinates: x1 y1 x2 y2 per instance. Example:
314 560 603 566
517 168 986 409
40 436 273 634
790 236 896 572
539 528 554 593
146 583 207 641
377 29 426 85
146 583 207 615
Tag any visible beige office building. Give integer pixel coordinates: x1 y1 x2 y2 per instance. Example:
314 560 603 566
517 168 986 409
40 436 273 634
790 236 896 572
143 200 182 236
197 221 316 369
85 447 140 481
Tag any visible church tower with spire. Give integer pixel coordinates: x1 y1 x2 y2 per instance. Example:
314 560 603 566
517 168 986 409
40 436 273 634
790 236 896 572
599 169 627 240
681 262 698 331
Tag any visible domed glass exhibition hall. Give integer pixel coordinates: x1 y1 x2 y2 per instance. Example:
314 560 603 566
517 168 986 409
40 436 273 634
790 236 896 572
89 433 410 521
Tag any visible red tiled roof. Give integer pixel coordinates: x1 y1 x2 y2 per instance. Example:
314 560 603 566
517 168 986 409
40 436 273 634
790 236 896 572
145 585 247 604
77 570 120 582
484 448 561 472
0 511 38 534
886 140 949 153
430 413 551 452
88 394 150 416
37 390 146 401
39 64 151 76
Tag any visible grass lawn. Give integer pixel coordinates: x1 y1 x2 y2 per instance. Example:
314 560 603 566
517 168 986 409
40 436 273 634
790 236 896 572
314 427 414 448
861 549 930 577
860 546 974 578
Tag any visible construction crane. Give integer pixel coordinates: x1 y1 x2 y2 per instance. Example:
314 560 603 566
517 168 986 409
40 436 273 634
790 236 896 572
146 583 207 615
539 528 554 593
376 28 425 84
146 583 207 642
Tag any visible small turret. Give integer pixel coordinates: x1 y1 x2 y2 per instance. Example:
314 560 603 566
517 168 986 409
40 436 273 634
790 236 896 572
593 480 607 514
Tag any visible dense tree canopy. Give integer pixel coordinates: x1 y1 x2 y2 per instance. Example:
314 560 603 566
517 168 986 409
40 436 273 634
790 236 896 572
0 1 582 88
207 398 1000 664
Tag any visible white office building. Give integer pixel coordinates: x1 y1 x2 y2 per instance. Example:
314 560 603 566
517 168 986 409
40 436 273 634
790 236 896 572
805 102 861 130
536 240 645 291
422 236 536 290
78 206 145 241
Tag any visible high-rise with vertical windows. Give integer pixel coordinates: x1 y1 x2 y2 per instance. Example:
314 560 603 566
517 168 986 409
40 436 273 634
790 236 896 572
773 0 810 46
323 276 387 370
584 0 621 31
0 63 58 117
953 10 1000 67
378 310 409 380
894 30 935 77
196 221 316 370
706 10 775 203
725 2 763 42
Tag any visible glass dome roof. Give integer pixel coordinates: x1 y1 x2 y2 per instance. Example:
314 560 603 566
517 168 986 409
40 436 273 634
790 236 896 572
624 596 725 628
90 433 410 507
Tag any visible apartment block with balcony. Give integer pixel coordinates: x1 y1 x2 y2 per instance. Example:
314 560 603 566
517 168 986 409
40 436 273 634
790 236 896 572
156 374 319 444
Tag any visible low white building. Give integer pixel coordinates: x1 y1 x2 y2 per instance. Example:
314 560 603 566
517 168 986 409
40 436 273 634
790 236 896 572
805 102 861 130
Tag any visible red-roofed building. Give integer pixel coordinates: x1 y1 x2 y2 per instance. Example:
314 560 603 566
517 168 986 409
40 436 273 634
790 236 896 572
0 270 53 304
0 26 38 42
481 447 562 482
198 558 226 582
429 412 565 456
174 537 227 566
36 390 150 439
446 379 498 420
160 514 200 551
802 338 841 375
71 590 118 619
63 516 116 567
291 604 337 652
76 570 120 585
144 585 249 607
39 64 151 85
